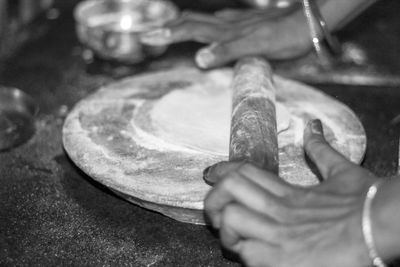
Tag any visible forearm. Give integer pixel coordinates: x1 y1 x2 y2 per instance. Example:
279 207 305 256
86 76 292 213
372 177 400 262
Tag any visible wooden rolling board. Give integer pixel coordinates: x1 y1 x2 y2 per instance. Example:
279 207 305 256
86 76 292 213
62 68 366 224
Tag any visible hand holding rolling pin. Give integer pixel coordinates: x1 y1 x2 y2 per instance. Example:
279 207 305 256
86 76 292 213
203 57 400 267
205 118 400 267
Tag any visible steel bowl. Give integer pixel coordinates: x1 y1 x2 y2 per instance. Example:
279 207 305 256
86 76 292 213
74 0 179 64
240 0 297 9
0 87 38 151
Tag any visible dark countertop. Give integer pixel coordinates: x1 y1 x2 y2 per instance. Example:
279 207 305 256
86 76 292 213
1 1 400 266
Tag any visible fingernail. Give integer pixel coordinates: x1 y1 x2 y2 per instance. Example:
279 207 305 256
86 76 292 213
309 119 323 135
203 165 212 183
195 44 217 68
203 164 218 186
140 28 172 45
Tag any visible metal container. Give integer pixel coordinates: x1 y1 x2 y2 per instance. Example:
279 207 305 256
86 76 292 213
240 0 297 9
0 87 38 151
74 0 179 64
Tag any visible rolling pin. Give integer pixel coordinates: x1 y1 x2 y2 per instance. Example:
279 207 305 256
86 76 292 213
204 57 279 185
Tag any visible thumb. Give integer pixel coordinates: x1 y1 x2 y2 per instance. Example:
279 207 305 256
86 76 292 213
303 119 356 181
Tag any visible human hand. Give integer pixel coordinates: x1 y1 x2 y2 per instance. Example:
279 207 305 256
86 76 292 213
204 119 379 267
140 7 311 68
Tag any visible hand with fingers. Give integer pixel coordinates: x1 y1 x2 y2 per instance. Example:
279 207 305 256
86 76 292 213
140 0 375 69
140 7 311 68
204 119 400 267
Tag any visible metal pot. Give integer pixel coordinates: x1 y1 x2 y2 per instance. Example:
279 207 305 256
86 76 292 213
74 0 179 64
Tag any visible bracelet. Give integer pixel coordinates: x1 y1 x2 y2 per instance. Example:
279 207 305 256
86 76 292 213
362 180 387 267
301 0 341 67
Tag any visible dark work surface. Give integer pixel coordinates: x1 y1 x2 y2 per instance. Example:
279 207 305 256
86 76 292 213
1 0 400 266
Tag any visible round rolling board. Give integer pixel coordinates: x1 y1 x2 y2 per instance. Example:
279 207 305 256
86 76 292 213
62 68 366 224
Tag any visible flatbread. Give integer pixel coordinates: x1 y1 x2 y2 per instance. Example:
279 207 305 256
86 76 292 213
150 76 290 156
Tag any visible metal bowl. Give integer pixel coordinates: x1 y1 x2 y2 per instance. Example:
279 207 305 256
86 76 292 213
0 87 38 151
240 0 297 9
74 0 179 64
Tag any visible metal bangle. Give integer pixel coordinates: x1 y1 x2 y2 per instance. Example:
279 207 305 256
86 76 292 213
362 180 387 267
301 0 341 67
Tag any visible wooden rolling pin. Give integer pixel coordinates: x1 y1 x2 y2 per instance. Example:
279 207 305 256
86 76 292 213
204 57 279 185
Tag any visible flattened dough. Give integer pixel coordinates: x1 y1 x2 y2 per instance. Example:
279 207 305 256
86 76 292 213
151 82 291 155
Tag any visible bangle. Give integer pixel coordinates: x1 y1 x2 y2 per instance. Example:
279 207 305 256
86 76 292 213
362 180 387 267
301 0 341 67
